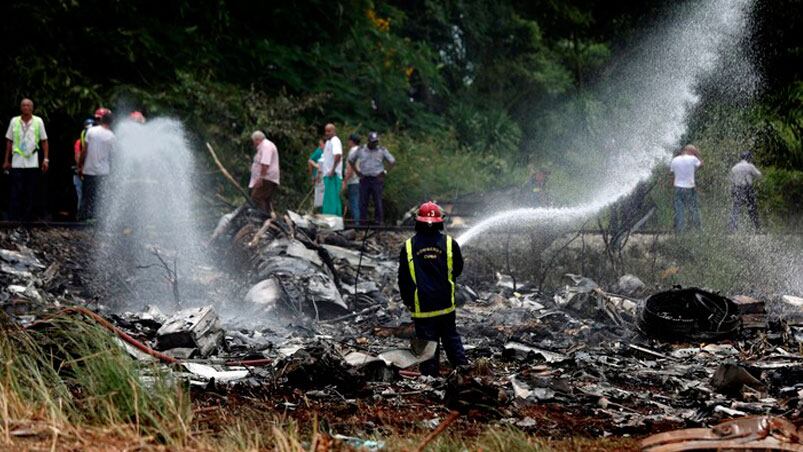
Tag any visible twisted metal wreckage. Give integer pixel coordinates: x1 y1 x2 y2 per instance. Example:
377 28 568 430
1 208 802 449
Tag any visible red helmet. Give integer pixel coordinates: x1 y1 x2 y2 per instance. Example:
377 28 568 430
94 107 111 119
129 111 145 123
416 201 444 224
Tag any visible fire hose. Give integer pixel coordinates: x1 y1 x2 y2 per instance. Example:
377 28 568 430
29 306 468 451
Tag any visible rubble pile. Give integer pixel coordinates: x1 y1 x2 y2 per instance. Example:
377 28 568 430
2 215 802 441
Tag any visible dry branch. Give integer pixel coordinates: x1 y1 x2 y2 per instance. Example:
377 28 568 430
205 142 255 208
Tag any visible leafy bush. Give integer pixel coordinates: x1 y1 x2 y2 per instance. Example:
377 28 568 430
759 167 803 228
448 101 523 157
755 82 803 170
381 130 498 219
116 72 327 213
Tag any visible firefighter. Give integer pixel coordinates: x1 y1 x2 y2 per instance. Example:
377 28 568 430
398 201 468 376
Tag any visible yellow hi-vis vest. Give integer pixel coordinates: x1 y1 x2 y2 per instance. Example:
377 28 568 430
405 235 456 318
11 116 41 158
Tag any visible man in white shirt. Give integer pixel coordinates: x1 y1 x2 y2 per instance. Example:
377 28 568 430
321 123 343 216
669 144 703 232
79 111 116 220
248 130 280 217
729 151 761 231
4 98 49 221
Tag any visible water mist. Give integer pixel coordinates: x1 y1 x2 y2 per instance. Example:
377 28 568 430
93 117 212 311
458 0 756 245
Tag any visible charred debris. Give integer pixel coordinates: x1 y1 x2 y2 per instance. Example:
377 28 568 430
1 210 802 444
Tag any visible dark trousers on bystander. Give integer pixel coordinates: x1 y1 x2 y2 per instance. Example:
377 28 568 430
359 175 384 225
413 312 468 377
729 185 759 231
251 180 278 216
80 175 106 220
9 168 39 221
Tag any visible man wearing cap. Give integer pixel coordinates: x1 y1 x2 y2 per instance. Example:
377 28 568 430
348 131 395 225
728 151 762 231
398 202 468 377
4 98 49 221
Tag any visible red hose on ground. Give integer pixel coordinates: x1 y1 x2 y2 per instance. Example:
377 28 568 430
416 410 461 452
47 306 179 364
225 358 272 366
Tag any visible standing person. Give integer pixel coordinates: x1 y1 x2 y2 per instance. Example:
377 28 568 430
524 165 550 207
321 123 343 216
348 131 395 225
79 112 115 220
4 98 49 221
308 138 325 213
73 118 94 214
670 144 703 232
729 151 762 231
342 133 361 223
248 130 280 217
398 202 468 377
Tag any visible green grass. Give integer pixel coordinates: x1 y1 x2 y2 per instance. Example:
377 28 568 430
650 230 802 295
0 313 191 446
0 312 640 451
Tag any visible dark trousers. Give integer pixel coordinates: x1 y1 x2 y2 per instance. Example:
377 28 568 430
359 175 384 225
251 180 277 216
729 185 759 231
9 168 39 221
413 312 468 377
80 175 106 220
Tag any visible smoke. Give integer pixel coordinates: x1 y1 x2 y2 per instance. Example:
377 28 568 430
459 0 756 245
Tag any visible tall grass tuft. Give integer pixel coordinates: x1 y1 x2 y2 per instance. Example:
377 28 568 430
0 312 191 446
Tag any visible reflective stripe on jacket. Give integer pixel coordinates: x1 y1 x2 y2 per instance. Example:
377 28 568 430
399 233 463 318
11 116 41 158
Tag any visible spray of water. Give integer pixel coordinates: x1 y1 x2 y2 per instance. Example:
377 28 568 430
458 0 755 245
95 117 212 310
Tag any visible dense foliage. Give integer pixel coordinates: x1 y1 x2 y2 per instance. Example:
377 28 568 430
0 0 799 221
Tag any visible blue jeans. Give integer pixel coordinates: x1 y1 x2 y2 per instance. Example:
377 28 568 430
673 187 701 232
73 174 83 214
80 175 106 221
347 183 360 222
